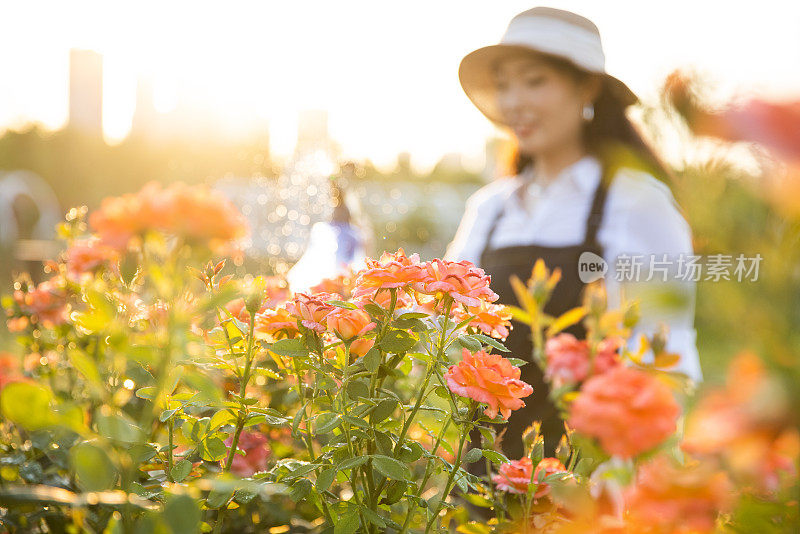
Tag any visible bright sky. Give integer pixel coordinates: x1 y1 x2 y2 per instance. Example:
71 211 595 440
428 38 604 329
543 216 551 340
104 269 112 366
2 0 799 172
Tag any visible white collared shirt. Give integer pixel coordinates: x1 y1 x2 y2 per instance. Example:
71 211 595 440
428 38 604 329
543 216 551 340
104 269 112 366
444 154 703 383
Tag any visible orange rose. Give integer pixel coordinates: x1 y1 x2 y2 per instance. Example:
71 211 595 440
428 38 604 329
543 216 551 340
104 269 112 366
160 182 248 247
357 286 414 311
89 181 248 254
445 348 533 419
349 337 375 358
254 306 300 341
0 353 23 391
352 249 426 299
89 191 152 249
224 298 250 322
569 366 680 458
326 306 375 340
493 457 567 498
544 333 621 387
454 301 512 340
415 259 498 307
625 455 734 534
6 317 28 332
286 292 336 333
681 352 796 494
65 238 116 280
311 273 354 300
14 277 69 328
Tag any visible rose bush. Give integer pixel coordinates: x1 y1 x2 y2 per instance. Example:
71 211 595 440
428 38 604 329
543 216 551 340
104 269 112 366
0 184 534 533
0 184 796 534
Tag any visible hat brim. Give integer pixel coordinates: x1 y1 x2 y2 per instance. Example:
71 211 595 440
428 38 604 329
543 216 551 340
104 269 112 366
458 44 639 126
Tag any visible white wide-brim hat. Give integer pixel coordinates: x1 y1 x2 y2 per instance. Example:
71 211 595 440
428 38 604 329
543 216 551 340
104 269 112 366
459 6 639 125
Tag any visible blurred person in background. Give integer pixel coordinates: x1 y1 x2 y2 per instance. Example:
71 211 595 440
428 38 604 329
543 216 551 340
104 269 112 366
287 162 367 292
445 7 702 459
0 171 61 286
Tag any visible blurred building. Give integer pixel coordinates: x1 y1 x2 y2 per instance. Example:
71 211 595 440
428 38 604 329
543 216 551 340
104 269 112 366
68 49 103 137
294 109 341 163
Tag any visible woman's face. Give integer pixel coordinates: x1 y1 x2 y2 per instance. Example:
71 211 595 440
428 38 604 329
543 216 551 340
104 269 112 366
493 52 599 156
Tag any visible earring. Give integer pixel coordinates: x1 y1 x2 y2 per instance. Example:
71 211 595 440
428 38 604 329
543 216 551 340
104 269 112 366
582 103 595 122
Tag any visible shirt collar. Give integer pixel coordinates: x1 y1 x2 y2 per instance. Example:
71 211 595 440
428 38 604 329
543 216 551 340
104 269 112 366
567 154 602 193
511 154 602 196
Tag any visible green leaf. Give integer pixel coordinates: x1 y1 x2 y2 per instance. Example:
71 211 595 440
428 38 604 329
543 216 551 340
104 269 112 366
95 410 142 443
70 310 108 333
375 432 394 456
506 358 528 367
271 338 309 357
342 415 370 429
289 478 312 502
383 480 407 504
456 520 493 533
362 303 385 318
233 489 257 505
396 311 430 320
398 442 424 463
68 350 101 384
315 374 338 391
316 467 337 492
362 347 381 372
433 385 450 400
360 506 386 528
338 456 369 471
398 355 413 375
335 507 361 534
130 443 158 464
314 412 342 434
209 409 238 431
170 459 193 482
71 442 116 491
1 382 54 430
206 488 234 509
326 300 357 310
462 494 494 509
199 436 228 461
182 418 209 444
481 449 509 466
371 455 410 480
472 334 510 352
463 448 483 464
345 380 370 400
159 408 178 423
369 399 397 425
164 494 201 534
457 336 482 351
379 330 417 353
135 386 157 400
292 403 308 437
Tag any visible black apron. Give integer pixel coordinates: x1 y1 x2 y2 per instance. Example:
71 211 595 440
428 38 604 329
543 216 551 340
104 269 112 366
474 164 613 461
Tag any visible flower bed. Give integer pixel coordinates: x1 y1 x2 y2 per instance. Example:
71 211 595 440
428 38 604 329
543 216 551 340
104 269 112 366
0 183 796 533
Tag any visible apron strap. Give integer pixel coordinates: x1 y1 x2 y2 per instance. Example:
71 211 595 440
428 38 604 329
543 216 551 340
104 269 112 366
583 163 614 249
479 160 615 260
479 200 506 262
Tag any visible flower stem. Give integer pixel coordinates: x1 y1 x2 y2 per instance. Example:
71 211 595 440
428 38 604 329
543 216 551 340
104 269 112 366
425 402 476 533
222 311 256 472
399 415 452 533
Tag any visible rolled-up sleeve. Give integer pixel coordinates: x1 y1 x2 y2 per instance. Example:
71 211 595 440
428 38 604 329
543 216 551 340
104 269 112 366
602 173 703 383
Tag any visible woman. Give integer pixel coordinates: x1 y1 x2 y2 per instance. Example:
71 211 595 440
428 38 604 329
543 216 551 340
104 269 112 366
445 7 703 459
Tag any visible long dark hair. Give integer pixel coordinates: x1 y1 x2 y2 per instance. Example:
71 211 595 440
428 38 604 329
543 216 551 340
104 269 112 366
509 53 675 189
